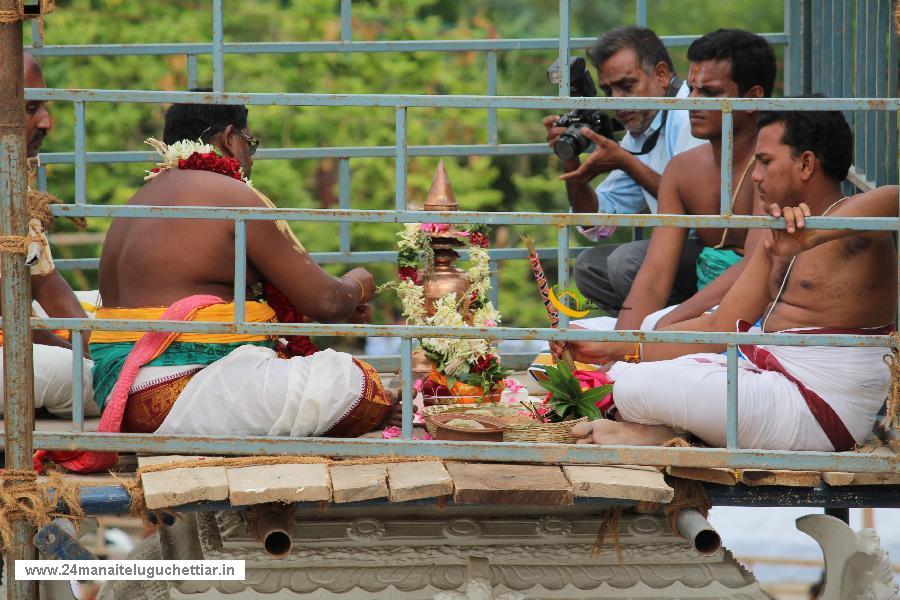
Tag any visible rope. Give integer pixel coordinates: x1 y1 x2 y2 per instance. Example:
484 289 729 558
663 478 712 536
0 236 28 255
0 469 84 549
885 331 900 431
592 507 624 562
0 0 54 23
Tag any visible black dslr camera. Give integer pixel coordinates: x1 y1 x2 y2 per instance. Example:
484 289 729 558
547 56 620 161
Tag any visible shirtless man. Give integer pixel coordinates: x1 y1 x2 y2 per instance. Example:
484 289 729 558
528 29 775 380
557 109 896 451
1 54 97 418
90 100 390 439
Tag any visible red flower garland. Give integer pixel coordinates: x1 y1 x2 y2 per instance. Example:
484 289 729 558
149 151 245 181
264 282 319 358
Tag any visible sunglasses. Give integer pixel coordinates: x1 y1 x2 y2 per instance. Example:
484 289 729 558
199 126 259 155
233 129 259 156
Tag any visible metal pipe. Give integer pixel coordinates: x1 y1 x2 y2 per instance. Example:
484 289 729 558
212 0 224 92
30 431 900 473
22 33 791 57
44 203 897 231
11 318 894 349
247 507 293 558
675 508 721 555
25 88 897 110
394 107 407 210
0 11 38 599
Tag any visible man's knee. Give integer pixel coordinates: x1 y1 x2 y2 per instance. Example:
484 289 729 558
573 245 613 299
606 241 648 294
611 363 659 422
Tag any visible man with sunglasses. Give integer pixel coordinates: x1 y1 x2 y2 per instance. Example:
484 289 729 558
162 91 259 177
87 98 393 444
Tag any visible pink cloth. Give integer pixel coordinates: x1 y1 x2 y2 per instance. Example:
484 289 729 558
35 295 225 474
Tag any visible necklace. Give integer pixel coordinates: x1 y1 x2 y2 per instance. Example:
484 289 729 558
761 196 848 332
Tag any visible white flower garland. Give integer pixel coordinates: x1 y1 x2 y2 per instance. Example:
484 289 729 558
383 223 503 378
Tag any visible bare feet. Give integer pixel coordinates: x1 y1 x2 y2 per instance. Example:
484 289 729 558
571 419 676 446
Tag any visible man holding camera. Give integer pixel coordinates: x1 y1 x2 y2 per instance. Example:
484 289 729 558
543 26 703 314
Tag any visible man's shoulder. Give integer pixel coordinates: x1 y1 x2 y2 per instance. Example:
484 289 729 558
138 169 264 208
666 142 712 174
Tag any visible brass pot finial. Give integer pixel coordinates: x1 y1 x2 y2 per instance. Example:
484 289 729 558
423 159 458 212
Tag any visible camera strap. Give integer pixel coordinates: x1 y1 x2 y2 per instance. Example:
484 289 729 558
626 76 684 156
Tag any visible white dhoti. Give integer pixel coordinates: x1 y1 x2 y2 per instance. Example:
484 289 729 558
0 344 99 418
155 346 376 437
612 324 891 451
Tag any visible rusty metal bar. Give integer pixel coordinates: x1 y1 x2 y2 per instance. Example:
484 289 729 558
0 12 37 599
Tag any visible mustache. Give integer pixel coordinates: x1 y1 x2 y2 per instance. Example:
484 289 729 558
29 130 48 144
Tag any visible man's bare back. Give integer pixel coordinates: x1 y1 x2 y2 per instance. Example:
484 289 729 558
101 169 370 321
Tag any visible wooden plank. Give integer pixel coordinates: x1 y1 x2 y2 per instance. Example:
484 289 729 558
846 472 900 485
565 465 673 503
667 466 740 486
821 472 856 486
330 464 388 503
740 470 822 487
227 463 331 506
387 461 453 502
137 456 228 509
448 463 573 506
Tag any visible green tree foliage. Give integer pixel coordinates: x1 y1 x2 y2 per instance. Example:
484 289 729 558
25 0 783 342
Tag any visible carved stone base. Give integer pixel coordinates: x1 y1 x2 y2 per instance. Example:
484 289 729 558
130 505 772 599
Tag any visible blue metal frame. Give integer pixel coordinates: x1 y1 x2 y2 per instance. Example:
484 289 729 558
4 0 898 517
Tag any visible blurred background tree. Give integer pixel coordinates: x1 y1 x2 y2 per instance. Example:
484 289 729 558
25 0 784 350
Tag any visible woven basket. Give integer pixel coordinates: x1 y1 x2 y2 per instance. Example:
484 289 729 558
502 416 587 444
422 402 537 437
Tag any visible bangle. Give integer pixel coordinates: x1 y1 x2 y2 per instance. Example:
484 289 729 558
624 342 642 364
346 275 366 302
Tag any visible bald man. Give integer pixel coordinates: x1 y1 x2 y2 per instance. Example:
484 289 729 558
0 53 99 419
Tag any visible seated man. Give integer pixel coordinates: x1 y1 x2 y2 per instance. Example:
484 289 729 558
530 29 775 380
543 27 703 313
1 53 97 419
556 109 896 451
89 100 391 438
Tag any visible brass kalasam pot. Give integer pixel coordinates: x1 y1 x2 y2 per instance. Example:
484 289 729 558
411 347 435 382
421 236 470 316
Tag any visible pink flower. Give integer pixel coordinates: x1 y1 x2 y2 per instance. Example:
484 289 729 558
484 319 498 328
413 378 424 393
502 378 525 393
573 369 614 414
381 425 433 440
382 426 402 439
420 223 450 234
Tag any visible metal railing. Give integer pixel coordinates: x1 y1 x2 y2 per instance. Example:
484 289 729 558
0 0 897 576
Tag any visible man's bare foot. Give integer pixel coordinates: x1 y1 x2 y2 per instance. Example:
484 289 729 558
571 419 676 446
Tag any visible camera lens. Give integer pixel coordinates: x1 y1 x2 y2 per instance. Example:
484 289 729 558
554 135 579 160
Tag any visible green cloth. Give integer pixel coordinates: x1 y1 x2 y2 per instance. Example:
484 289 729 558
695 246 742 290
90 340 275 411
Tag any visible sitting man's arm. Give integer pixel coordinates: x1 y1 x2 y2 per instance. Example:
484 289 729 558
31 270 89 352
244 196 372 324
765 185 899 256
655 189 768 328
614 157 690 330
639 244 775 361
549 160 689 365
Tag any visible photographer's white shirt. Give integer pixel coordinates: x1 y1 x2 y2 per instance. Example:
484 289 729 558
578 82 702 241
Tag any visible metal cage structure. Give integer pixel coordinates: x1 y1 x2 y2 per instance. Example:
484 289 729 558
0 1 898 596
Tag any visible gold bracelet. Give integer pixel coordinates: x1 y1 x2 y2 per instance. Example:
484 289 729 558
346 275 366 302
624 342 641 364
